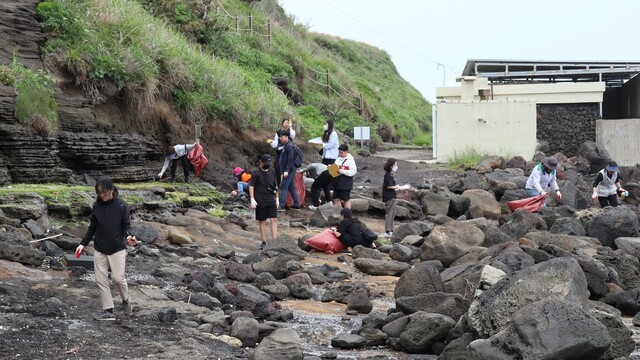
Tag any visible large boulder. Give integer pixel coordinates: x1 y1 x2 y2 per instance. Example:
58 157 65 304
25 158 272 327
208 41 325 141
588 206 640 248
468 299 611 360
577 141 611 174
252 254 288 279
420 222 485 267
395 312 456 354
231 317 260 347
499 208 547 240
394 262 444 298
396 292 470 321
614 237 640 258
232 284 271 319
520 231 601 257
549 217 586 236
281 273 314 299
250 328 303 360
420 190 450 216
263 236 307 260
0 192 47 220
0 226 46 266
390 221 433 244
309 203 342 227
470 257 589 337
462 189 501 220
353 258 410 276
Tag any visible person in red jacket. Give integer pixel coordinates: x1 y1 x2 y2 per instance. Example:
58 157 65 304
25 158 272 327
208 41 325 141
76 177 135 321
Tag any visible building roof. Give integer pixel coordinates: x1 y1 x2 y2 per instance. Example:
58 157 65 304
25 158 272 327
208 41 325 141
462 59 640 86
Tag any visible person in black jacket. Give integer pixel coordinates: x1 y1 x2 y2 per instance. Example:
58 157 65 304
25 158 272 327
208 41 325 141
76 177 134 321
382 158 400 237
332 208 374 249
277 130 301 210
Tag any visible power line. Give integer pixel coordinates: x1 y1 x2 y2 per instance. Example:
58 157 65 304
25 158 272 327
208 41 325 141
317 0 459 80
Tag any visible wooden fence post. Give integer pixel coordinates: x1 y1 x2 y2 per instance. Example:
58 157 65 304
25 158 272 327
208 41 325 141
326 70 331 98
235 16 239 31
359 94 365 116
249 14 253 31
268 20 272 44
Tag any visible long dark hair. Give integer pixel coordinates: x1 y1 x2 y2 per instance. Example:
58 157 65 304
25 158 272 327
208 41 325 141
95 176 118 201
340 208 360 223
322 119 334 143
384 158 397 172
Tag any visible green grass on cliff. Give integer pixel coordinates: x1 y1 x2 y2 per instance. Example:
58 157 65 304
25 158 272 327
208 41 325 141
0 58 58 136
36 0 432 143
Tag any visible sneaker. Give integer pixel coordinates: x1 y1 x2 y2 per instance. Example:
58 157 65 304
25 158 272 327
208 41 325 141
289 205 301 210
94 309 116 321
122 299 132 316
277 207 285 212
308 205 318 211
386 231 393 237
260 241 267 250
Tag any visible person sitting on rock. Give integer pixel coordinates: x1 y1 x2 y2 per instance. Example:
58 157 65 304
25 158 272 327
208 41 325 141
231 167 252 198
157 143 196 182
591 161 627 207
332 208 374 250
525 156 562 203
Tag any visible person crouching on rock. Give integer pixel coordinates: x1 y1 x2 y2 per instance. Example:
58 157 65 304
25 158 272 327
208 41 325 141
76 176 134 321
231 167 252 198
525 156 562 203
332 208 374 250
592 161 627 207
156 143 196 182
250 154 279 250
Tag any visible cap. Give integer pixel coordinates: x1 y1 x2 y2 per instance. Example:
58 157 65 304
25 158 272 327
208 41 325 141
260 154 272 164
233 167 243 176
606 161 619 172
542 156 559 170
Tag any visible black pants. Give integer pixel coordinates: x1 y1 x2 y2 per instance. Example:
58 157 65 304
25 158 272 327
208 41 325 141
322 158 336 165
598 195 618 207
171 155 190 181
310 170 332 206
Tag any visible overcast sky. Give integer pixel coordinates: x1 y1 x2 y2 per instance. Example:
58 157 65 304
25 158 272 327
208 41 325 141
278 0 640 103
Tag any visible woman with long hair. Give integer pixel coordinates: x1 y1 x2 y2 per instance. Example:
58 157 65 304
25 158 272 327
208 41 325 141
332 208 375 249
320 119 339 165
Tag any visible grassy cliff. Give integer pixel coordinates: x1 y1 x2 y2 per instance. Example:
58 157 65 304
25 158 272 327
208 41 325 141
36 0 431 144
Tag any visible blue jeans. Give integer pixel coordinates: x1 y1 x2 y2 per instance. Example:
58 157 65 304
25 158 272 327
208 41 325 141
237 181 249 195
526 188 541 197
279 173 299 208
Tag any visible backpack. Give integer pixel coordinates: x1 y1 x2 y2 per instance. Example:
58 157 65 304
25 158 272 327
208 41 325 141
358 223 378 243
292 144 304 168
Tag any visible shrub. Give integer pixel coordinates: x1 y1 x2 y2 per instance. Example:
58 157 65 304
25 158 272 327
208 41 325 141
11 58 57 136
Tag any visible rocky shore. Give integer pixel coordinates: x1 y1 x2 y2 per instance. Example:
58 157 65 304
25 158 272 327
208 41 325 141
2 142 640 359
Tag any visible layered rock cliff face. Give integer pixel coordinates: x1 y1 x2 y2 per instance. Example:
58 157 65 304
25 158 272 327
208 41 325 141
0 0 162 185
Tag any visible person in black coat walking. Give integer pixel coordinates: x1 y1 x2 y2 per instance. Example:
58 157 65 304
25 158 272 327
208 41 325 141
76 177 134 320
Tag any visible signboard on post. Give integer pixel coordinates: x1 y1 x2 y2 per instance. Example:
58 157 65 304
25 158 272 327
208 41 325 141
354 126 370 149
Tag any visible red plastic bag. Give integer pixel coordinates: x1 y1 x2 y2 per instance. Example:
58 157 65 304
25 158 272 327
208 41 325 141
507 193 548 213
285 172 306 207
187 143 209 177
304 228 344 255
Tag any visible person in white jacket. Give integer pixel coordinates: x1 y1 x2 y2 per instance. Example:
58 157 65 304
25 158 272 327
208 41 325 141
157 143 196 182
332 144 357 209
525 156 562 202
321 119 339 165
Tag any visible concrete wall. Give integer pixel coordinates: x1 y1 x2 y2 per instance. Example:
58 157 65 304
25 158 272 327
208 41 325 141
436 78 605 104
435 100 537 161
596 119 640 166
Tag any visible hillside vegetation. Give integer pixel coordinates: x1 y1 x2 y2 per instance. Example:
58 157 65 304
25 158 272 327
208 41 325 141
36 0 431 144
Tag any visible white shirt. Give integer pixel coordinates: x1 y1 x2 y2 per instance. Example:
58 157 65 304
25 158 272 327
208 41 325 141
322 131 339 160
269 128 296 149
158 143 196 177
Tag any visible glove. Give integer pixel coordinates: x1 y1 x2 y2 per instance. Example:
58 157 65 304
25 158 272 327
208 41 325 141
338 169 347 175
251 198 258 209
156 174 162 180
283 171 289 178
591 192 598 200
231 190 238 197
126 236 137 246
556 191 562 202
266 139 272 144
75 245 85 258
276 197 280 208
